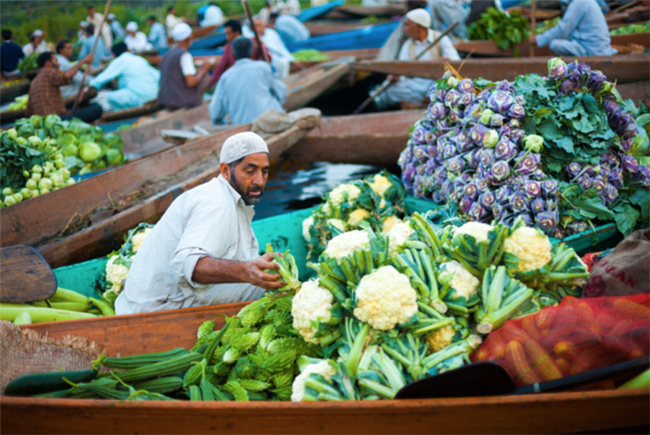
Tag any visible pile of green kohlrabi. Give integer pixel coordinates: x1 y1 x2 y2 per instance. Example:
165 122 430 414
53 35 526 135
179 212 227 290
0 115 126 207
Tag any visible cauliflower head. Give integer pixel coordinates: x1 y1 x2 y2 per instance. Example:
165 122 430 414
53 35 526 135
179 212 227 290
106 256 130 293
440 260 479 299
302 216 314 241
328 184 361 206
426 325 456 353
353 265 418 330
324 230 369 261
347 209 370 228
381 215 402 233
131 227 153 253
454 222 494 243
368 174 392 197
291 360 337 402
387 222 414 256
291 280 333 344
504 226 552 272
327 218 346 232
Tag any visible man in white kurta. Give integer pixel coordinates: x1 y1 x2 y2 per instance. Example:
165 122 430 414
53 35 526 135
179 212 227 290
125 22 153 53
87 42 160 112
201 4 224 27
115 132 283 314
374 9 460 109
22 30 48 56
166 7 186 35
86 6 113 48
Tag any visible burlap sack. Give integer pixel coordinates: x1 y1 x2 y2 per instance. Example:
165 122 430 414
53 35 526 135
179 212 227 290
0 321 105 394
583 228 650 298
251 108 321 139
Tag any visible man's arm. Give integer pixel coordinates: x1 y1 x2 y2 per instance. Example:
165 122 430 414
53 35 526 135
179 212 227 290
183 53 211 88
64 53 93 80
208 78 226 123
192 253 283 290
533 2 583 47
209 44 233 85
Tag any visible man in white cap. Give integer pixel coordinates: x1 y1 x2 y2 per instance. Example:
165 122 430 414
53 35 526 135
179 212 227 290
374 8 460 109
22 30 48 56
200 2 224 27
86 5 113 48
115 131 283 315
107 13 125 40
124 22 153 53
158 22 213 110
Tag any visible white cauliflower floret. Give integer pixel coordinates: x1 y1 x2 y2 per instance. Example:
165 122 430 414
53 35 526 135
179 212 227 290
302 216 314 241
324 230 369 261
353 265 418 331
328 184 361 206
454 222 494 243
347 209 370 228
291 280 333 344
440 260 479 299
387 222 414 256
291 360 336 402
131 227 153 253
322 202 331 215
368 174 392 197
382 215 402 233
426 325 456 353
504 226 552 272
327 218 346 232
105 256 130 294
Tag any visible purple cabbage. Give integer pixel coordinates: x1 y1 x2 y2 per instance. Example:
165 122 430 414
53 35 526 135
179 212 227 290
491 160 511 182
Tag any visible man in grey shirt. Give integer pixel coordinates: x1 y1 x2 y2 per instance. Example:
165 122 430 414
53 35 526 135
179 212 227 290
55 39 87 98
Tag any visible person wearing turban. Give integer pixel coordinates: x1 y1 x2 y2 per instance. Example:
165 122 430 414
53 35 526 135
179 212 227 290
116 132 284 315
373 8 460 110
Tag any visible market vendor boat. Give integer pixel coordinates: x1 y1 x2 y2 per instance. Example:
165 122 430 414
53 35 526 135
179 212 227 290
0 77 29 104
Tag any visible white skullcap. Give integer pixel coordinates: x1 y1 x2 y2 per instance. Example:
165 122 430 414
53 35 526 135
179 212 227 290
33 29 44 37
126 22 138 32
172 22 192 42
107 13 116 19
220 132 269 165
80 21 87 27
405 9 431 29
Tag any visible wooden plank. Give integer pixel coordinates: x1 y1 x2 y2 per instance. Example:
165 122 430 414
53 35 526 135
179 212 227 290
285 62 350 111
617 80 650 106
352 54 650 84
38 124 315 268
98 100 162 123
305 22 387 36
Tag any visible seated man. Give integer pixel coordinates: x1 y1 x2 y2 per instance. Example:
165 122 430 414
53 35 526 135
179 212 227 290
530 0 616 57
78 24 113 69
107 13 125 40
125 22 153 53
85 42 160 112
23 29 48 56
115 131 284 314
209 37 286 125
147 16 168 51
86 5 112 48
248 17 295 79
209 19 271 87
374 8 460 109
26 52 103 123
158 23 213 110
55 40 86 98
201 3 224 27
268 12 310 45
166 6 186 35
1 29 25 77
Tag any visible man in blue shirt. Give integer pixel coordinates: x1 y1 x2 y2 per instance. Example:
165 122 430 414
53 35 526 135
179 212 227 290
209 37 286 125
78 24 113 69
0 29 25 77
529 0 616 57
147 16 168 51
268 12 310 44
107 14 125 40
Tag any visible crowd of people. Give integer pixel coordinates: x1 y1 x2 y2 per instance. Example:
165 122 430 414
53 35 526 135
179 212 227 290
0 0 621 126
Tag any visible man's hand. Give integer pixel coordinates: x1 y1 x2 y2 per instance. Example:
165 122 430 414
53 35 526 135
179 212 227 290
292 61 305 71
387 74 400 84
83 53 95 65
247 252 284 290
529 34 537 45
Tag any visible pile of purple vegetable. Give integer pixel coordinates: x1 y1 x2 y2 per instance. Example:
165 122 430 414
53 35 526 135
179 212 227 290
398 58 650 238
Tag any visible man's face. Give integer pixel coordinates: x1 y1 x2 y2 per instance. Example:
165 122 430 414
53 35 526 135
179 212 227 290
88 8 95 17
253 19 265 36
127 30 136 37
148 19 155 26
34 35 44 45
224 26 241 43
170 7 176 15
222 153 270 206
403 19 422 40
60 43 73 59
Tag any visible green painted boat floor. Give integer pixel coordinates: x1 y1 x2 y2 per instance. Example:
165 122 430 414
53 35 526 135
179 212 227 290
53 196 620 297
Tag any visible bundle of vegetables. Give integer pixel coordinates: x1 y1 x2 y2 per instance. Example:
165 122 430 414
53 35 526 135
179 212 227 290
17 52 38 72
0 287 115 326
0 78 26 87
467 7 530 52
398 59 649 237
302 170 406 260
610 21 650 35
292 49 331 62
102 223 154 305
7 95 28 111
0 115 126 207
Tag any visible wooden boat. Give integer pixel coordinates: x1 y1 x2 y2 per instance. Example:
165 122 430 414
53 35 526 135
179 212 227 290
286 21 400 53
305 21 388 36
97 100 162 124
166 24 217 45
352 53 650 84
0 78 29 103
454 33 650 57
0 92 95 124
296 0 345 22
335 4 406 18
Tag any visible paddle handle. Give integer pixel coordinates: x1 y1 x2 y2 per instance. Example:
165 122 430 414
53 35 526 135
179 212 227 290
70 0 112 118
242 0 271 64
516 357 650 395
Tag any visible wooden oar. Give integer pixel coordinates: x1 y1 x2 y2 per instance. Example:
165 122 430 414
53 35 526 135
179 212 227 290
0 245 57 303
396 357 649 399
242 0 271 64
69 0 112 119
353 22 458 115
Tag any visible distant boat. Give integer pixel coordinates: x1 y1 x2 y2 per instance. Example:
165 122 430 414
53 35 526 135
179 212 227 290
286 21 400 52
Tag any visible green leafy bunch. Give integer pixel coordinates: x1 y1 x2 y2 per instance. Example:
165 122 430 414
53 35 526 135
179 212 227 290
467 7 531 52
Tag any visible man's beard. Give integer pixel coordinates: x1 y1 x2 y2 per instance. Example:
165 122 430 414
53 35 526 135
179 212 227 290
229 171 264 205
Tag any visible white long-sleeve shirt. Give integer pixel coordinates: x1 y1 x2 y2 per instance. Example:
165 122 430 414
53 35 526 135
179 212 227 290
166 14 185 34
125 31 153 53
201 5 224 27
397 29 460 62
115 176 264 315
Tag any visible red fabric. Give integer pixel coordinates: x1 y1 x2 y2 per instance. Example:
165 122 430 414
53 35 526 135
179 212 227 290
209 39 272 86
471 293 650 388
